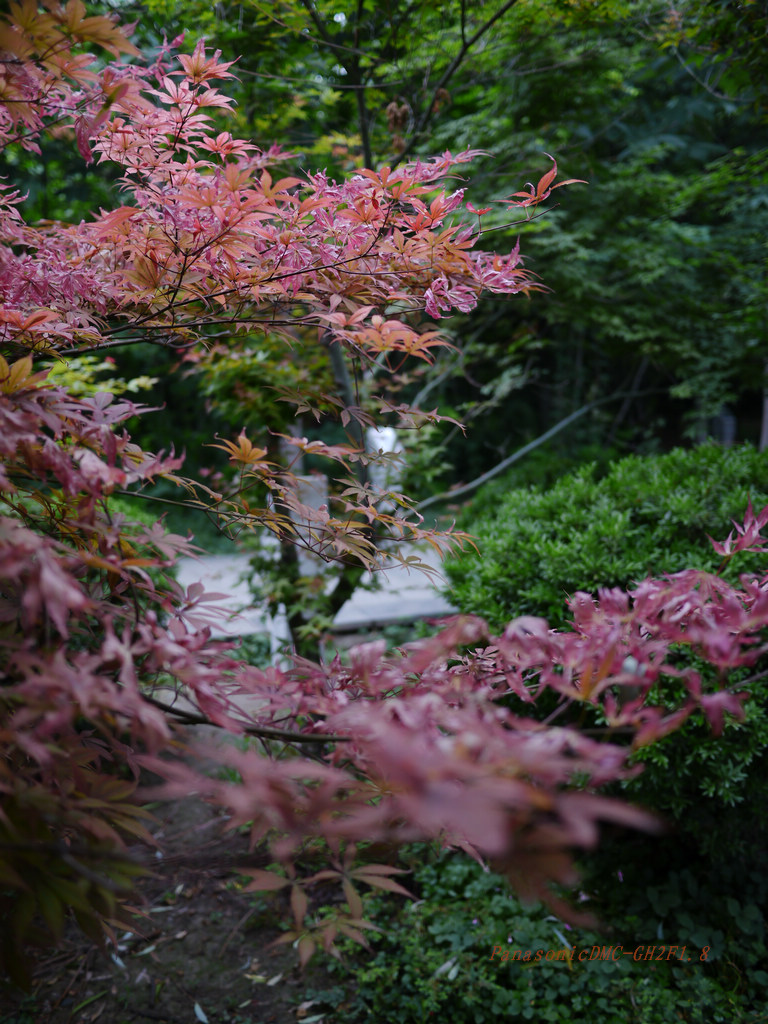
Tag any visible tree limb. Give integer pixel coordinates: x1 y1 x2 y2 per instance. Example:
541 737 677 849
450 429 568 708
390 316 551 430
143 694 350 744
416 388 666 511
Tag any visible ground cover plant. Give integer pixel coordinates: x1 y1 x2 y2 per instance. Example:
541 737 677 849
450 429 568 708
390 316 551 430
3 6 768 1018
305 847 766 1024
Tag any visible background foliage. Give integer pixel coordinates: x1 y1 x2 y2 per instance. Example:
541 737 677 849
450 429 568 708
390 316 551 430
92 0 768 501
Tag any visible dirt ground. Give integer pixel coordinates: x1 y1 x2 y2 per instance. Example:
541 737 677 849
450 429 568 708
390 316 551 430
0 794 341 1024
1 627 427 1024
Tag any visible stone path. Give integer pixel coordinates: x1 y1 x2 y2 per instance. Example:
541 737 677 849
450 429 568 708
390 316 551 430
175 547 458 650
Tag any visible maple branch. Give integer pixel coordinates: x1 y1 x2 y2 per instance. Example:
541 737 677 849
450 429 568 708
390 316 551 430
58 333 198 356
96 200 402 341
142 694 350 744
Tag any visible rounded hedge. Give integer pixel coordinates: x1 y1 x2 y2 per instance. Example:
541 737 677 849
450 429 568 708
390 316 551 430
445 443 768 630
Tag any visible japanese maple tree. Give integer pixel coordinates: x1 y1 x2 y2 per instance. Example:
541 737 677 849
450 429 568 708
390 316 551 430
1 0 765 985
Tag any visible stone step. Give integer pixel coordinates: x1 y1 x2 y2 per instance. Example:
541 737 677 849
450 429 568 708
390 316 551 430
174 549 457 650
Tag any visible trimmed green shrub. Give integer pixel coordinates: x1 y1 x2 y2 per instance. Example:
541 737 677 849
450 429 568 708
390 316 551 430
445 443 768 630
443 444 768 831
442 443 768 1016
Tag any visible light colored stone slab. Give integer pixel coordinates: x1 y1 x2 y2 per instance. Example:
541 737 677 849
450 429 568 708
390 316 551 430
175 546 457 643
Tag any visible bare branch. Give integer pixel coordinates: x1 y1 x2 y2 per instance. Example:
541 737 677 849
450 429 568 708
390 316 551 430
417 388 666 510
143 694 351 744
